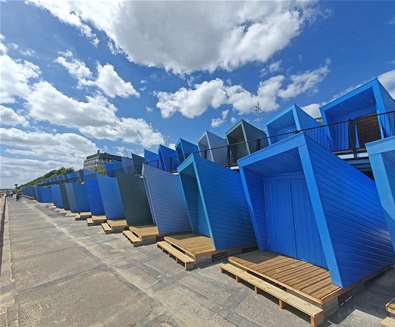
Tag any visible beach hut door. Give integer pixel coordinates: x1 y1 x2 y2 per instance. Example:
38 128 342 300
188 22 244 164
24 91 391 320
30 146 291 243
356 115 380 148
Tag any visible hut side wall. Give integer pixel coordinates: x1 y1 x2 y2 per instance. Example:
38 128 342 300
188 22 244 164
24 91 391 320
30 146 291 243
84 173 105 216
96 174 124 220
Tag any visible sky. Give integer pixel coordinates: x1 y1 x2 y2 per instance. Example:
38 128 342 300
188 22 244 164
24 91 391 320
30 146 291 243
1 0 395 188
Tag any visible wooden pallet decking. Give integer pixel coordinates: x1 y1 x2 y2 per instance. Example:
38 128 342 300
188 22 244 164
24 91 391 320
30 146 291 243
87 215 107 226
157 234 218 270
383 301 395 327
123 225 159 246
387 301 395 316
220 263 324 327
382 317 395 327
74 211 92 221
101 219 128 234
227 251 344 306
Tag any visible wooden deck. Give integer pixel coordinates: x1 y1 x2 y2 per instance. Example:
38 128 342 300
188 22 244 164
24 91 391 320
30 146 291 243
88 215 107 226
387 301 395 316
227 251 344 305
163 234 216 258
101 219 128 234
123 225 159 246
74 211 91 221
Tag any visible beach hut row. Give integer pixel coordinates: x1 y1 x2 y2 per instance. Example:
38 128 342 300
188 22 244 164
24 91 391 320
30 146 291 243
23 78 395 326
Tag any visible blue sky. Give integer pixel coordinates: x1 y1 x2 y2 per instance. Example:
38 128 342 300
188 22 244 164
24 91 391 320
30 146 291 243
1 0 394 188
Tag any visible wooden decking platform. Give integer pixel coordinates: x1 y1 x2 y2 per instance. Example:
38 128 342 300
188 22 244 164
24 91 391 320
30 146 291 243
383 301 395 327
123 225 159 246
87 215 107 226
226 251 343 306
74 211 91 221
101 219 128 234
157 234 219 270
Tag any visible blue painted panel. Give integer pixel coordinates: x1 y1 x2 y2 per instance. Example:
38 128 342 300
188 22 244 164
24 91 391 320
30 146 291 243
96 174 124 220
144 149 160 168
143 164 191 235
239 133 394 288
179 154 256 250
59 184 70 210
198 131 228 165
367 136 395 251
37 186 52 203
105 161 123 177
72 183 90 212
51 185 63 208
84 172 105 216
176 139 199 163
65 183 78 212
159 145 179 172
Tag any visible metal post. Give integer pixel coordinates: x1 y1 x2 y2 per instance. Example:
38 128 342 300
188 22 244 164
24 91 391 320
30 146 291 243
348 119 357 158
227 145 231 167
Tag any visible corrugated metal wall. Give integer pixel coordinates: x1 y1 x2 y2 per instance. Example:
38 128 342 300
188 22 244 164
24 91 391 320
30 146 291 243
84 173 105 216
239 132 395 288
96 174 124 220
116 171 153 226
179 154 256 250
143 164 191 236
367 136 395 251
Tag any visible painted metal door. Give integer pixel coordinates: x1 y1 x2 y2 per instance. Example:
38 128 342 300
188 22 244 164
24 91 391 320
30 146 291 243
263 173 326 268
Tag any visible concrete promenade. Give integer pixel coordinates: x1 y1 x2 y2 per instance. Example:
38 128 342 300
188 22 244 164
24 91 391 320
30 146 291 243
1 198 394 326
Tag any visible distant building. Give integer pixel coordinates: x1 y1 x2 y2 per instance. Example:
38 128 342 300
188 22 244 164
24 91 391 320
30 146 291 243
83 150 122 171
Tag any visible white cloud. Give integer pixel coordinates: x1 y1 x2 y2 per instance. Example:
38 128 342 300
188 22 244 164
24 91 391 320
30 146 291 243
28 1 317 74
302 103 321 119
379 69 395 97
55 50 92 84
0 51 41 104
211 109 229 128
55 51 139 98
0 127 97 188
27 0 101 46
25 81 163 148
93 63 139 98
156 62 329 118
0 105 29 127
278 61 330 99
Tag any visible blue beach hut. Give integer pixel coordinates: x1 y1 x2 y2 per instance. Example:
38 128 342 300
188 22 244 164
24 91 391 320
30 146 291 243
176 139 198 163
143 164 191 236
238 132 394 288
144 149 160 168
97 171 124 220
37 186 52 203
178 153 256 250
84 171 105 216
198 131 228 165
367 136 395 250
226 120 267 165
64 183 78 212
159 145 179 172
320 79 395 152
59 183 70 210
51 184 63 208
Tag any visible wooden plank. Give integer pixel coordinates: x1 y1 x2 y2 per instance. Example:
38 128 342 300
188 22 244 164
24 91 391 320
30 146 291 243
91 215 107 224
86 218 94 226
129 225 159 239
123 230 142 246
220 263 323 327
157 241 195 270
387 302 395 315
79 211 91 219
101 223 112 234
107 219 127 229
382 317 395 327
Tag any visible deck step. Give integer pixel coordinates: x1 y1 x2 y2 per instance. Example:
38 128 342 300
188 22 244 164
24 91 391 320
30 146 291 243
123 230 142 246
382 317 395 327
220 263 323 327
157 241 195 270
86 218 94 226
91 215 107 225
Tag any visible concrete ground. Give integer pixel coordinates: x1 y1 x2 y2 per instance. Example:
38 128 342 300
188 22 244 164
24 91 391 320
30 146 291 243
1 198 394 327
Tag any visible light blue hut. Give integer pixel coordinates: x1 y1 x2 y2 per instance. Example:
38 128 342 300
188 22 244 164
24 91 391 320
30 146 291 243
197 131 228 165
178 153 255 250
367 136 395 250
320 79 395 152
143 164 191 236
238 132 394 288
